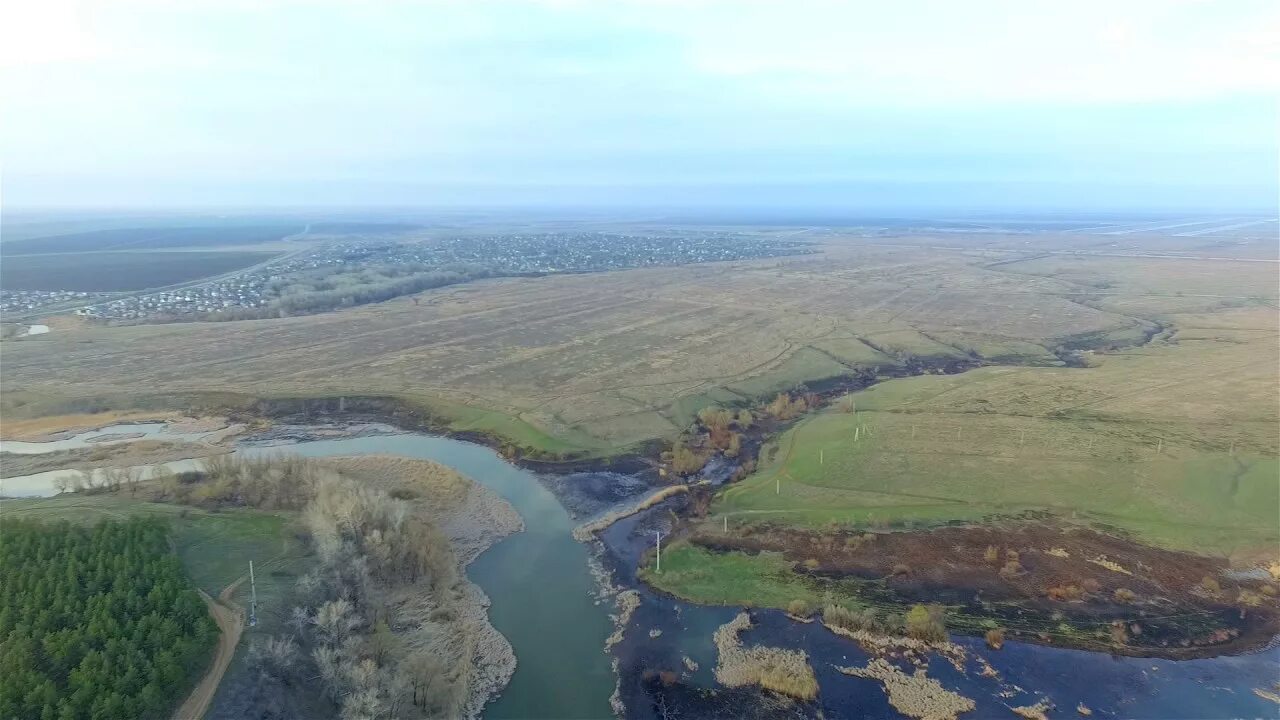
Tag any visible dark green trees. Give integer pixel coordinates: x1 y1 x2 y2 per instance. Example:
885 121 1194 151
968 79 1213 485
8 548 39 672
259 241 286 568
0 517 216 720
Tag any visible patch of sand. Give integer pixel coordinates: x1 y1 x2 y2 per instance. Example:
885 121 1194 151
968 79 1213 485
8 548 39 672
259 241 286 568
0 411 180 441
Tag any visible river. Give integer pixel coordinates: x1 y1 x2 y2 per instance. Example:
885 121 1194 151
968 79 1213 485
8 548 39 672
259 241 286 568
5 426 1278 719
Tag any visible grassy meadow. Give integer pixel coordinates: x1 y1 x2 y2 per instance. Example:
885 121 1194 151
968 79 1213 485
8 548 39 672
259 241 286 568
716 307 1279 556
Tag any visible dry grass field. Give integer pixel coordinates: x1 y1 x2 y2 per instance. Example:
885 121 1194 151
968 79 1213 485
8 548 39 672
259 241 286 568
4 235 1220 456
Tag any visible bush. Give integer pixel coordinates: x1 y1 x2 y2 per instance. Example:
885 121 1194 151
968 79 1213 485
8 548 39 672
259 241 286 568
766 393 808 420
983 545 999 563
1201 576 1221 595
985 628 1005 649
787 599 814 618
724 432 742 458
1113 588 1136 603
904 603 947 643
1047 584 1084 601
823 605 889 635
671 442 708 475
999 560 1024 578
697 407 734 432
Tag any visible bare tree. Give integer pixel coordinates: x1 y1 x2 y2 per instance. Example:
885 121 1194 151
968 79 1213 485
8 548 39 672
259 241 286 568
314 598 360 646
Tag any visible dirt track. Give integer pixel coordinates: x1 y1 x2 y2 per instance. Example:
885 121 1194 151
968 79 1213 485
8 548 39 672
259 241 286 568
173 578 245 720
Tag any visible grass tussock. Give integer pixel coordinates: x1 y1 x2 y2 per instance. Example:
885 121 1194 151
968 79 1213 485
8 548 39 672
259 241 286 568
714 612 818 701
837 658 975 720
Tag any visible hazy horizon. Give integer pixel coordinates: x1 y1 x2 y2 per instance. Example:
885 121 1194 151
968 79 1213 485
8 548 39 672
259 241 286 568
4 1 1278 211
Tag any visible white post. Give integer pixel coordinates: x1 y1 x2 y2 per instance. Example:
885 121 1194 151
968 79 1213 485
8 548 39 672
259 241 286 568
724 515 728 533
654 531 662 573
776 475 780 494
1156 439 1162 455
820 449 824 464
249 560 258 628
854 427 860 442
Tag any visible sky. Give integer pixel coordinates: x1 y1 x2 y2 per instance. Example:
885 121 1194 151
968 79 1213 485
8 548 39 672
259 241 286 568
3 0 1278 212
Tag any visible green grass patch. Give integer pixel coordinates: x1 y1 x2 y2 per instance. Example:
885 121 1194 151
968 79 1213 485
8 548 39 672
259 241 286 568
924 332 1058 364
665 388 748 431
643 542 826 609
400 393 622 458
718 401 1279 554
810 338 900 368
726 346 853 398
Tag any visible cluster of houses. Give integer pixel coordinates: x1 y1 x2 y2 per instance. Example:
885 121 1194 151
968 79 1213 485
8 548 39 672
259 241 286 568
22 232 807 322
0 290 95 315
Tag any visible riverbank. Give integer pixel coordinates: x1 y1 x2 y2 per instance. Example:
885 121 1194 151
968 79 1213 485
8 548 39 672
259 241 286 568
320 455 524 719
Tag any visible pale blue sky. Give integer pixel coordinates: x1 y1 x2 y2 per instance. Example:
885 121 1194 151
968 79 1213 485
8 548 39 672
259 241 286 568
3 1 1277 211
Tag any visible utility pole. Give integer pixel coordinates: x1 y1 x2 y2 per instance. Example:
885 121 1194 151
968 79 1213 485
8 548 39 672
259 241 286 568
248 560 258 628
654 531 662 573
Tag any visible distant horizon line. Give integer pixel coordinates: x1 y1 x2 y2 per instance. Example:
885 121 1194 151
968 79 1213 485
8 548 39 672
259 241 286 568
7 205 1278 218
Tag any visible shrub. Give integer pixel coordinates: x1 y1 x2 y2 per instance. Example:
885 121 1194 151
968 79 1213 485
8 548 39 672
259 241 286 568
999 560 1024 579
905 604 947 643
671 442 708 475
1047 584 1084 602
1201 576 1221 595
766 393 808 420
724 432 742 458
983 545 999 563
1238 589 1264 607
698 407 734 432
1113 588 1137 603
787 599 814 617
803 558 820 571
1109 621 1128 644
1081 578 1101 593
736 409 754 429
891 563 911 576
985 628 1005 649
823 605 890 635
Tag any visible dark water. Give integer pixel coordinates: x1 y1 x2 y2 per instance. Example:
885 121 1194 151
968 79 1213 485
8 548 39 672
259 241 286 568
239 434 616 719
603 504 1280 720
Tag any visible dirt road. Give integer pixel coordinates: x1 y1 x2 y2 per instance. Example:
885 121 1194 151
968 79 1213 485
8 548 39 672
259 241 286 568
173 578 245 720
